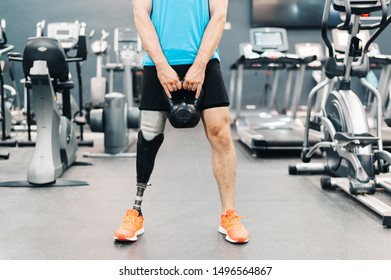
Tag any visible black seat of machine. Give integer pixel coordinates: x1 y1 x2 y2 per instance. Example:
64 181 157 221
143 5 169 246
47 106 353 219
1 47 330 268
333 0 390 14
23 37 69 82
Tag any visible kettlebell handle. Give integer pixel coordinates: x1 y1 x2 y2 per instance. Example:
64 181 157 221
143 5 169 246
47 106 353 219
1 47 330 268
163 80 203 110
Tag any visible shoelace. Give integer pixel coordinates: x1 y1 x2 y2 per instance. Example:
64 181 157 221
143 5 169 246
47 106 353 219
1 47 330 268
225 213 245 229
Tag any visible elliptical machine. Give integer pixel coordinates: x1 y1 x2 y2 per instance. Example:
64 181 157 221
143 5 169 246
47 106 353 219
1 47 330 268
289 0 391 227
0 36 90 187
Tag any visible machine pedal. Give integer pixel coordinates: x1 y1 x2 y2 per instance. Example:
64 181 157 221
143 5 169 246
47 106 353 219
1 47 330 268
334 132 379 147
349 179 376 195
384 118 391 127
74 114 86 126
309 120 321 131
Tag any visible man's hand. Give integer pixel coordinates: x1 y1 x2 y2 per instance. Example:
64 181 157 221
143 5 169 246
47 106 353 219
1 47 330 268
156 63 182 98
183 62 206 99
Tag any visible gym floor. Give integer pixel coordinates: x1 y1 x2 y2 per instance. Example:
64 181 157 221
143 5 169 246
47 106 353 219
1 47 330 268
1 124 391 260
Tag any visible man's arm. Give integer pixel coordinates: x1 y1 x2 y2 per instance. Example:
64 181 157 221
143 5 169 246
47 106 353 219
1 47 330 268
183 0 229 98
132 0 181 97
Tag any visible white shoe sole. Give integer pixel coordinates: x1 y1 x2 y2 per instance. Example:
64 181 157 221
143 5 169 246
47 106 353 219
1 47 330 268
218 226 249 243
114 227 144 242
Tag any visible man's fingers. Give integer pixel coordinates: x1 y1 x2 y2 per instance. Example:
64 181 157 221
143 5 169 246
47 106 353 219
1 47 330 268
170 82 178 92
169 79 183 92
182 79 189 90
163 86 172 98
166 83 174 93
195 85 202 99
183 79 200 93
191 84 198 92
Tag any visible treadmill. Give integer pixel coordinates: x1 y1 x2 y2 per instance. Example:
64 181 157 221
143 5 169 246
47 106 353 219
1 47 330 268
230 28 322 155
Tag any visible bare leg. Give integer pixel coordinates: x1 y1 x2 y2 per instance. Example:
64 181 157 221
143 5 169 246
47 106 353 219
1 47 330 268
202 106 236 212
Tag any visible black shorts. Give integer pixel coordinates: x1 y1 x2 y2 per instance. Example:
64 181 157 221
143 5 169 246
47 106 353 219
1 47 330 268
139 58 230 111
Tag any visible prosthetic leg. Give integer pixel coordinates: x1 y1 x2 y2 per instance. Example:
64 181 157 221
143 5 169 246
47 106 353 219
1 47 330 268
132 111 166 215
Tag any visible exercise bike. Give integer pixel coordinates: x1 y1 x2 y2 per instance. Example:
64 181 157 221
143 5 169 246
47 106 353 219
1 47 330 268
289 0 391 227
0 35 90 187
0 18 17 159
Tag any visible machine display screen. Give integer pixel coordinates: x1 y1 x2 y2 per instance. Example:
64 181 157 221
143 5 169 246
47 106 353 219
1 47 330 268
56 30 70 35
47 22 80 50
251 0 341 28
118 28 136 42
254 32 283 47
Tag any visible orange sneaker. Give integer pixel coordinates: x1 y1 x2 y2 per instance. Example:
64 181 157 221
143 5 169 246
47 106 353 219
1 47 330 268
114 209 144 242
219 209 249 243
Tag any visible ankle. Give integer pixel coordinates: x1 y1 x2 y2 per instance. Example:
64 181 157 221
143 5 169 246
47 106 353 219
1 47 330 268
221 208 236 215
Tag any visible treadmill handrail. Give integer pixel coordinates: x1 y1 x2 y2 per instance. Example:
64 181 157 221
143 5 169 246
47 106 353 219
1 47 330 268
232 54 317 69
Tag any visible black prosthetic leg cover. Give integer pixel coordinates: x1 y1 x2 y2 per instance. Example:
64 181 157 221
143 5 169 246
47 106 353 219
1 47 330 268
136 131 164 185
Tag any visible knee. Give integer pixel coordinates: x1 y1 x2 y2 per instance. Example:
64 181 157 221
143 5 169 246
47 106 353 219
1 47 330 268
207 124 233 149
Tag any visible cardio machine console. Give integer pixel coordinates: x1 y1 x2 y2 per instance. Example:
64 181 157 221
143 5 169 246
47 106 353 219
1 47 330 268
333 0 390 13
114 27 139 53
332 28 371 53
295 43 324 60
47 22 81 50
249 27 289 53
295 43 324 68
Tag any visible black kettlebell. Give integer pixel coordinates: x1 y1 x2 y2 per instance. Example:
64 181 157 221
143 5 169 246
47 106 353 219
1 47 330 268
164 83 202 129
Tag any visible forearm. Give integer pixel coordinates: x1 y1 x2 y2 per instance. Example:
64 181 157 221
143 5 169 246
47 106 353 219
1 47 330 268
133 0 181 95
133 3 168 69
194 11 227 68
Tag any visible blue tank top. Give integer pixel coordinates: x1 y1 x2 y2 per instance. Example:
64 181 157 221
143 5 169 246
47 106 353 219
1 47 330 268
143 0 220 66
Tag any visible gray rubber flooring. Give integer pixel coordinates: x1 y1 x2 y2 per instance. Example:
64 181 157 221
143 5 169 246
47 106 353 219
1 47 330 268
1 124 391 260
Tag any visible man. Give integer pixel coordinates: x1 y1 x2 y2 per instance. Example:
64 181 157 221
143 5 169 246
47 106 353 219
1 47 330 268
114 0 249 244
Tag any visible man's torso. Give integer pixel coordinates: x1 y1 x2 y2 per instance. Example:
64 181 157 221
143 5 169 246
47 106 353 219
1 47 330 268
143 0 219 66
